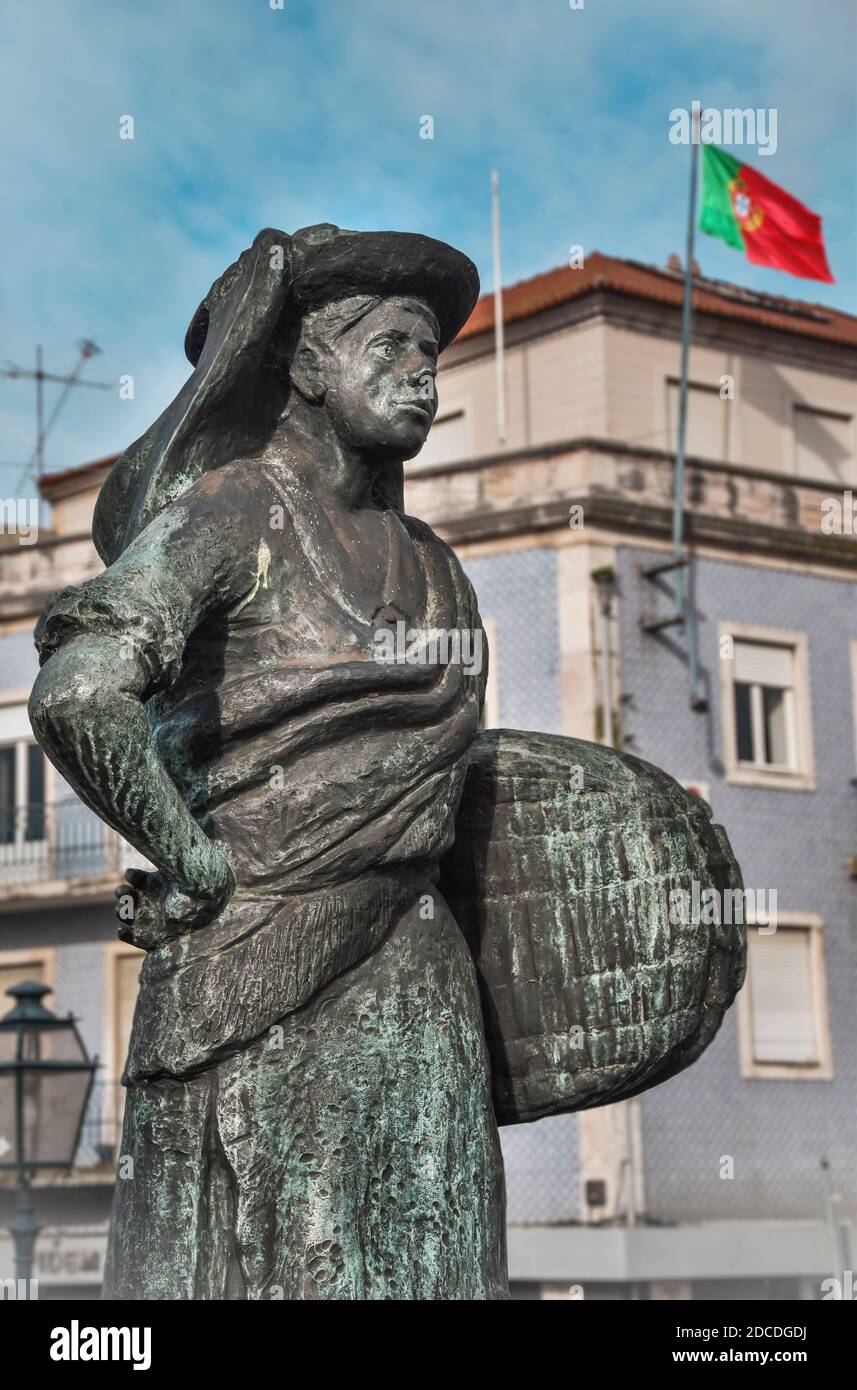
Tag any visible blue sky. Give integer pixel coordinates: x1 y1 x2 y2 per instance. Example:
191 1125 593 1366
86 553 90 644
1 0 854 492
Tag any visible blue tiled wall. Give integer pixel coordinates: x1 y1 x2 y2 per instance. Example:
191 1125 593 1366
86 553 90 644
0 629 38 688
616 546 857 1221
463 547 564 736
462 546 580 1222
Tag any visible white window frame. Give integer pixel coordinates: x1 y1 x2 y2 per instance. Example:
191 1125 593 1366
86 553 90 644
407 396 473 473
0 687 57 792
849 640 857 774
480 616 500 729
719 622 814 792
790 401 855 483
738 913 832 1081
664 376 728 462
0 692 130 888
103 941 144 1086
102 941 144 1145
0 734 47 861
0 945 56 999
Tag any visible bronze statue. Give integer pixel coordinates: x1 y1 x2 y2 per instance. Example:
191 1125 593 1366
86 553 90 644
28 225 744 1300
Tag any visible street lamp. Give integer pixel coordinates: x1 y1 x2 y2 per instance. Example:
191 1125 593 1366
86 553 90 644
0 981 97 1296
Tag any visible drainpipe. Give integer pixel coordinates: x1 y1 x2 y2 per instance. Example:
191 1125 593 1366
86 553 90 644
593 565 643 1297
592 566 617 749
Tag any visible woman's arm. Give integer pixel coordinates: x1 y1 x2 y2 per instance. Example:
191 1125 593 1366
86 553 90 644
29 632 233 945
28 471 261 946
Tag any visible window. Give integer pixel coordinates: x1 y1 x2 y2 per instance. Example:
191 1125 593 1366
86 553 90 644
114 953 142 1076
0 949 54 1017
739 917 831 1080
102 943 144 1143
410 402 471 470
733 641 796 770
105 943 143 1083
480 617 500 729
720 624 813 791
793 405 854 483
0 740 46 845
667 380 727 460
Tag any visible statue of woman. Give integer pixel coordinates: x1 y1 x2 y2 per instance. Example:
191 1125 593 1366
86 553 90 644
29 224 744 1301
30 225 509 1299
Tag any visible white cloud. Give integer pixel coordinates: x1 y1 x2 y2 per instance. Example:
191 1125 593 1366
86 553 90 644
0 0 853 488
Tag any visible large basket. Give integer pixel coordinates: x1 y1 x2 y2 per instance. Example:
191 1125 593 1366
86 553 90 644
442 729 746 1126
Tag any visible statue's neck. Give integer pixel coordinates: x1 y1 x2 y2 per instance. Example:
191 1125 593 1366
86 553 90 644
266 405 393 512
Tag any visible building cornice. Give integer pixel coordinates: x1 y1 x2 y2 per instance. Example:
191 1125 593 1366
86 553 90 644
442 289 857 378
435 495 857 570
405 438 857 571
408 434 854 489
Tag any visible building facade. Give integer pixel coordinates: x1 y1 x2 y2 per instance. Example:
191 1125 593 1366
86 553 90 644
1 253 855 1298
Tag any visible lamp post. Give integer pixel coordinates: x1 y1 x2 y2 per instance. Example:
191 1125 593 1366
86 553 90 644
0 981 97 1296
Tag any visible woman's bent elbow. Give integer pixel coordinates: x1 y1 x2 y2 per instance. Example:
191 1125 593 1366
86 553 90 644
29 658 106 742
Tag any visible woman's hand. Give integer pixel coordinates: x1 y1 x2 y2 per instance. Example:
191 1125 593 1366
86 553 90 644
115 851 234 950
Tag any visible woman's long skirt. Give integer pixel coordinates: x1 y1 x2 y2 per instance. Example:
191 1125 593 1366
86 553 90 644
103 891 508 1300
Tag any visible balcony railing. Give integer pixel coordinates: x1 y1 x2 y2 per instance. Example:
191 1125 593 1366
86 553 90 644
0 799 126 887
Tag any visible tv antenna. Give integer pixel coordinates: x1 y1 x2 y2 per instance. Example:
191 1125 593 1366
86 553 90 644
2 341 112 506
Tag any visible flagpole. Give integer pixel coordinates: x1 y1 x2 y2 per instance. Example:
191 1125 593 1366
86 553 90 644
673 110 702 707
491 169 507 445
674 120 699 558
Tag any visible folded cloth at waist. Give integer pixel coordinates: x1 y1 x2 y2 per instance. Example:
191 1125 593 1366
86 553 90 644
124 862 437 1083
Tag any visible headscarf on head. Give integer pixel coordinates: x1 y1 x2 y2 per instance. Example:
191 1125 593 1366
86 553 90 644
93 224 480 566
93 228 293 565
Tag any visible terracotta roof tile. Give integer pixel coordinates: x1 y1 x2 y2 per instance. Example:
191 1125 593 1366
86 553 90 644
457 250 857 348
38 453 119 495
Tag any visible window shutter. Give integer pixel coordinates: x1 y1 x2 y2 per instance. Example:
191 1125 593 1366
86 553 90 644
794 406 854 484
747 928 816 1064
413 409 469 468
734 640 793 688
668 381 726 460
115 952 143 1074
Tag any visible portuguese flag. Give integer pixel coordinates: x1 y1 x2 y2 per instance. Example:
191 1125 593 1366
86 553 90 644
700 144 834 283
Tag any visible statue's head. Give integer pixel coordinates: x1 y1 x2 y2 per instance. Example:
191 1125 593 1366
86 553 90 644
93 225 479 563
289 293 440 461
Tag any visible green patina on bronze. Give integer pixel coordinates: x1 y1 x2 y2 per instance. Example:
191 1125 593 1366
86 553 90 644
443 730 745 1126
28 225 744 1301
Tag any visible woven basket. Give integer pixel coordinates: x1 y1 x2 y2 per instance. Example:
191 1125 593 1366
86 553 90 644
442 729 746 1126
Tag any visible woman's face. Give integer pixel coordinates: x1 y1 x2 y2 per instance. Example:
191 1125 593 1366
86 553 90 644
317 297 440 459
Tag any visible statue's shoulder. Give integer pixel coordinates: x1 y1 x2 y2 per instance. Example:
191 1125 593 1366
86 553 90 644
398 511 460 567
180 457 277 519
399 511 480 618
155 457 298 560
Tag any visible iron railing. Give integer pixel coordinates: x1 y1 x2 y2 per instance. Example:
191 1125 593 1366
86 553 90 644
0 799 124 886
